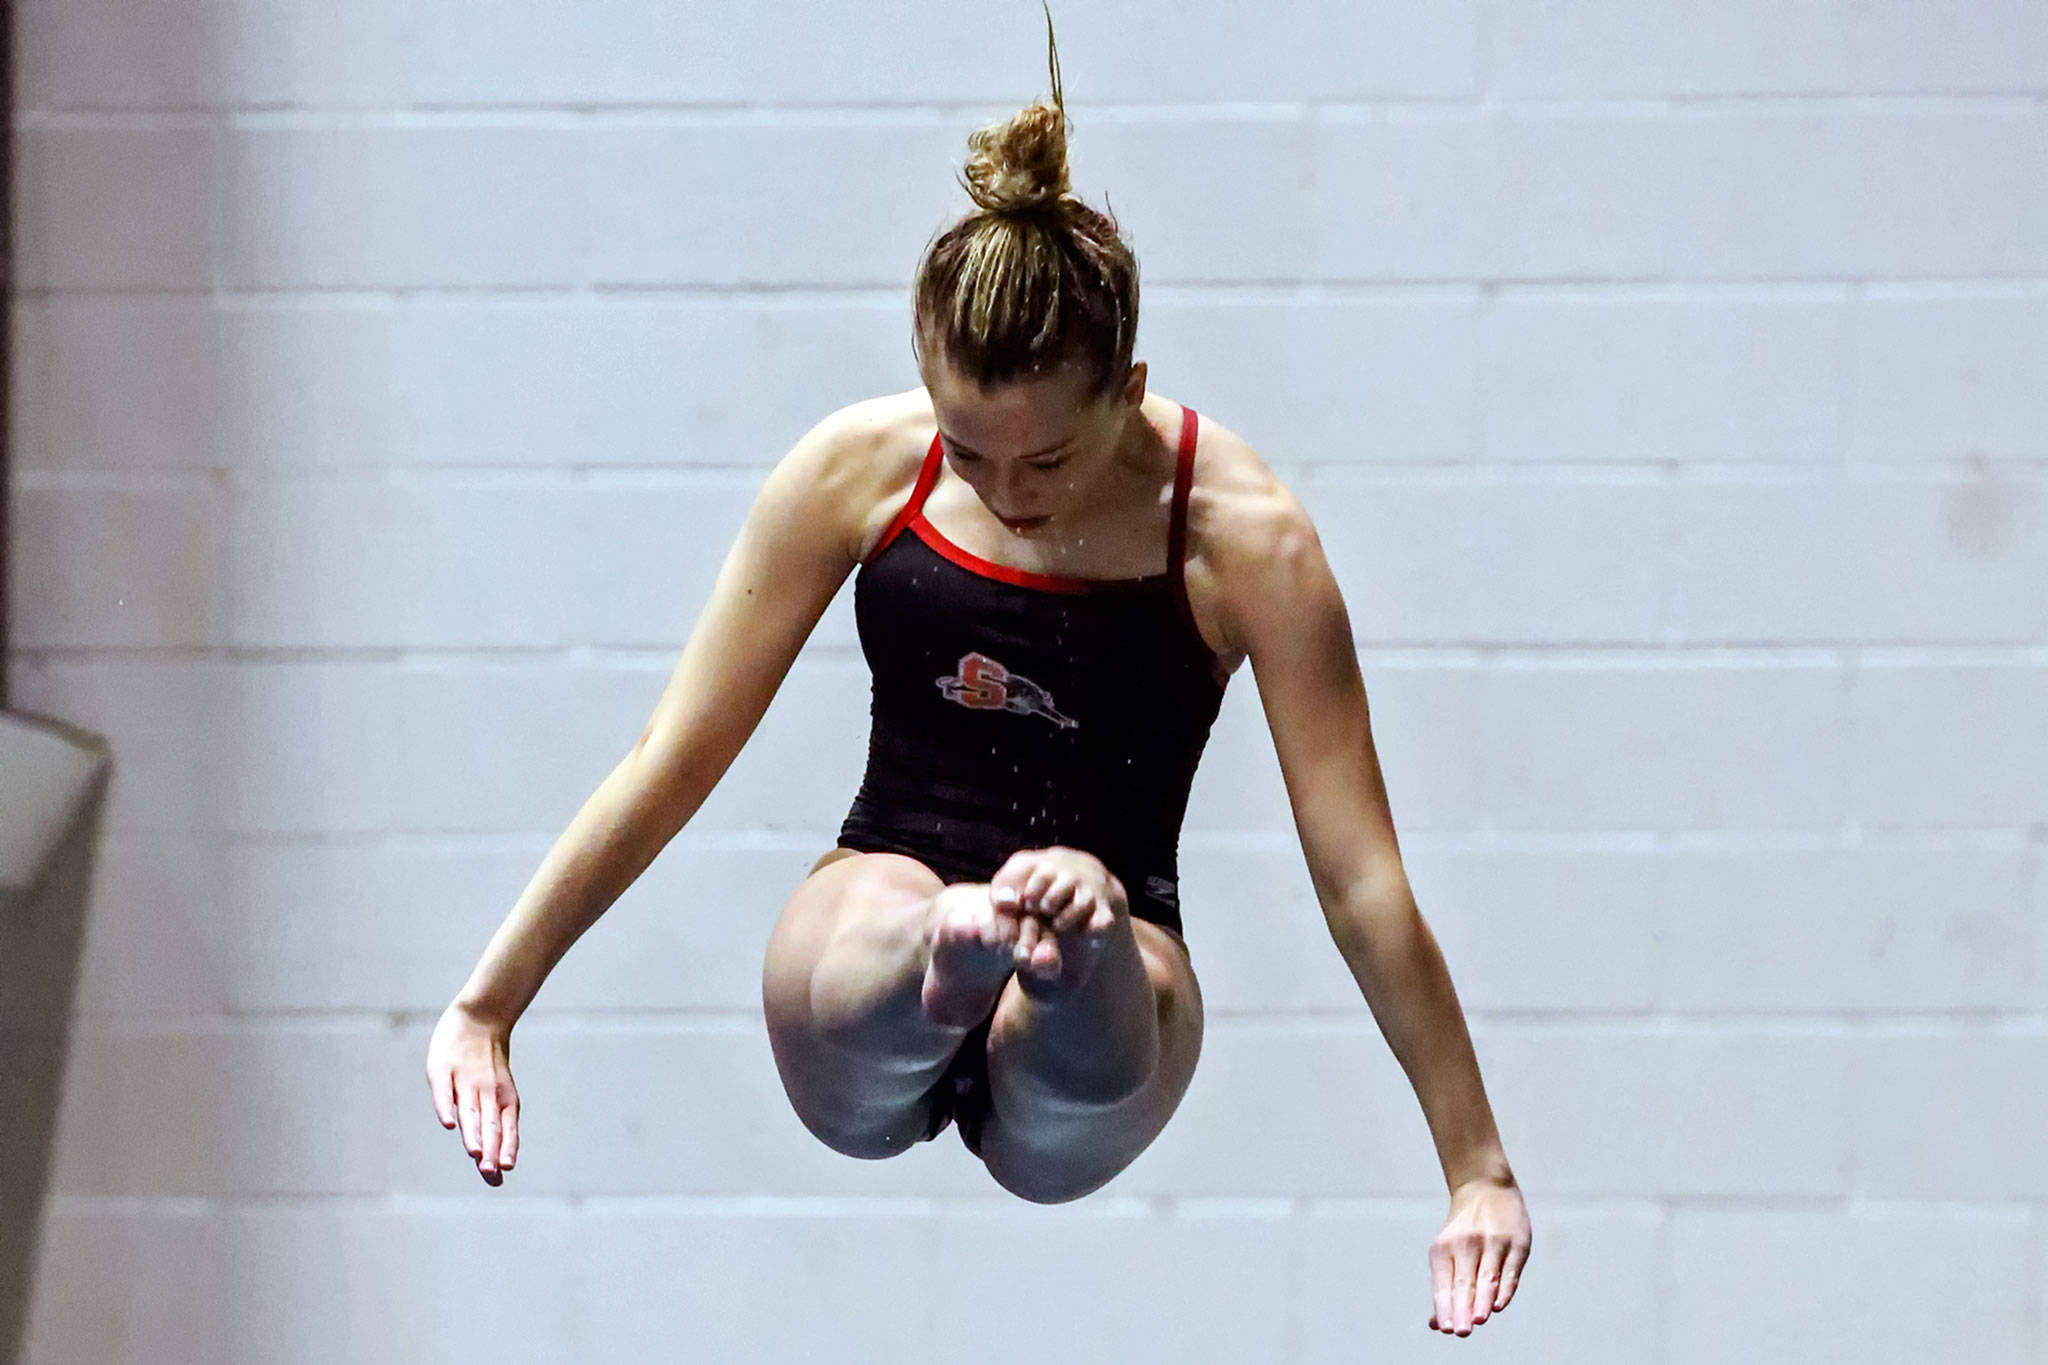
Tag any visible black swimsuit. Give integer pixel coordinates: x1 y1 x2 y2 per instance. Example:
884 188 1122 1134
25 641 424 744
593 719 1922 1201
837 402 1229 934
832 402 1231 1152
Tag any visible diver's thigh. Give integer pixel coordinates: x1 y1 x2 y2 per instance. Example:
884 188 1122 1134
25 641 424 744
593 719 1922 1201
761 848 939 1029
760 849 951 1158
977 919 1204 1201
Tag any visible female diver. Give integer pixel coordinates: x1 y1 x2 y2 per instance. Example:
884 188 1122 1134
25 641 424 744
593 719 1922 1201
426 20 1531 1339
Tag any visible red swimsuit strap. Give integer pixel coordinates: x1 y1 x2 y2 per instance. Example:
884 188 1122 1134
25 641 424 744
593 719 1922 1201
864 431 946 566
1165 404 1211 662
1168 404 1199 585
869 411 1201 587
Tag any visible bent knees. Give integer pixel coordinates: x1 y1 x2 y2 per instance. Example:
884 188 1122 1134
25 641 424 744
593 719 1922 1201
761 851 944 1024
762 850 955 1161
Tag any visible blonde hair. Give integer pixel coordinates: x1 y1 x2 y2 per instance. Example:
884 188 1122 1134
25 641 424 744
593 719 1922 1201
911 4 1139 397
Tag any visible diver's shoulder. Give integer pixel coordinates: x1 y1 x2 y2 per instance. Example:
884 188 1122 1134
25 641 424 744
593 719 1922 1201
799 389 932 473
786 389 937 561
1176 405 1315 568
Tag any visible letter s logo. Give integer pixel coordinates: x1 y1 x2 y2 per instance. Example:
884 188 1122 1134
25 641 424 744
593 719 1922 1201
938 651 1010 710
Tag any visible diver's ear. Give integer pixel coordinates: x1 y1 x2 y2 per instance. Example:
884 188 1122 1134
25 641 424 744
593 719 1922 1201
1120 360 1147 408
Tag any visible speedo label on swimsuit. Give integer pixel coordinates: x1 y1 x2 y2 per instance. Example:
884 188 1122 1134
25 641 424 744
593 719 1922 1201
936 650 1078 729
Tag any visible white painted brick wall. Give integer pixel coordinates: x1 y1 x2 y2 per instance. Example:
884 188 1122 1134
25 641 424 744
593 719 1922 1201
9 1 2045 1360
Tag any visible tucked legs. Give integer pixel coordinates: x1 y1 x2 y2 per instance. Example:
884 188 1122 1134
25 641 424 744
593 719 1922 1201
761 845 1203 1199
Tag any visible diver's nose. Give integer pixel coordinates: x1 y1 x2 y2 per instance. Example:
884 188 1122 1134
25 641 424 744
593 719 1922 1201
986 463 1024 515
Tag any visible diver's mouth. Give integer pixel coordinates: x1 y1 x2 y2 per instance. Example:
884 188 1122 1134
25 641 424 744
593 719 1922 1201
996 514 1050 533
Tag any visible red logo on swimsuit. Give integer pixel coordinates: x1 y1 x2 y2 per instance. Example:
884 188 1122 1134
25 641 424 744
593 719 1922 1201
936 651 1078 729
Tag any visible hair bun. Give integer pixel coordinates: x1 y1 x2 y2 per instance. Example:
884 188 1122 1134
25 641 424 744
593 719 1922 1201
961 101 1072 216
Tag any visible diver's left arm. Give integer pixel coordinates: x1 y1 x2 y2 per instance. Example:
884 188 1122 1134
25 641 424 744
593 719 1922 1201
1212 479 1531 1333
1218 488 1509 1190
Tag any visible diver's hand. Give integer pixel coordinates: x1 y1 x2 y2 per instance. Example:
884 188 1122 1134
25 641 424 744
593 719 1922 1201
426 1000 520 1186
988 845 1124 988
1428 1175 1532 1335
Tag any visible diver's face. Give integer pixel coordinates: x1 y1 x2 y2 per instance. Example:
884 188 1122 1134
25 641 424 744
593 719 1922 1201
923 357 1142 535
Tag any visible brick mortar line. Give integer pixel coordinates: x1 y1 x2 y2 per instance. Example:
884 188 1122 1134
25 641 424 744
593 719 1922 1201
15 275 2048 300
13 93 2048 128
37 462 2048 489
54 1010 2048 1032
18 280 2048 299
36 1191 2048 1214
14 645 2048 667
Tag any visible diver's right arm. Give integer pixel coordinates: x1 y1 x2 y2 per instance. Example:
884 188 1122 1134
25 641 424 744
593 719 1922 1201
425 401 891 1180
448 408 880 1028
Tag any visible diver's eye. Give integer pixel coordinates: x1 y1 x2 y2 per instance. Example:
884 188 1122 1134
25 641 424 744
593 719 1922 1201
1027 458 1066 472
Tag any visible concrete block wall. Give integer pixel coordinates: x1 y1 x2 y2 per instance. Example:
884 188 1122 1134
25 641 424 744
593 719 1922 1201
9 2 2045 1360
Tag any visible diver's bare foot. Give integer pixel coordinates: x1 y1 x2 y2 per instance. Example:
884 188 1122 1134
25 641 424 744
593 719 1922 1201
920 884 1019 1028
989 846 1125 1001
